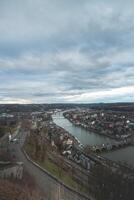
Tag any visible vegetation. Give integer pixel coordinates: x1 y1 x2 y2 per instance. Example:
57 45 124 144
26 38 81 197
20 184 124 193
0 125 18 138
24 131 87 193
91 164 134 200
0 126 9 138
0 169 46 200
41 158 78 188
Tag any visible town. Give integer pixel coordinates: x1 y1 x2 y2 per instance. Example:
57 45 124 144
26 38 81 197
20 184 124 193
63 109 134 140
0 104 134 200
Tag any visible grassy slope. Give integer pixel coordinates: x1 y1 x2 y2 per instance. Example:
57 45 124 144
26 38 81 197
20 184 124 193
24 141 88 193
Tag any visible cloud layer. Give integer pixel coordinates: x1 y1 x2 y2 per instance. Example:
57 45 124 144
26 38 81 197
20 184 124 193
0 0 134 103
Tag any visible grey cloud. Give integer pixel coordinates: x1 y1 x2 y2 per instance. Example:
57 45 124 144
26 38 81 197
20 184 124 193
0 0 134 103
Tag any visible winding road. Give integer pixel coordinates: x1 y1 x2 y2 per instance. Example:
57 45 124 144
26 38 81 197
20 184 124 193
9 128 91 200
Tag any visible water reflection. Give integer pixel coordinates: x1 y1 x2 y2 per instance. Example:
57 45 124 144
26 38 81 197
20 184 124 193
52 112 115 146
52 112 134 167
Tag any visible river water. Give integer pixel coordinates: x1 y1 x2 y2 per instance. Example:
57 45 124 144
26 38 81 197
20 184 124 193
52 112 134 167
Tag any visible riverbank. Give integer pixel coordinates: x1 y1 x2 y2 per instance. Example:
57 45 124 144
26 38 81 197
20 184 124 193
53 111 134 168
53 112 115 146
63 110 134 141
66 115 120 140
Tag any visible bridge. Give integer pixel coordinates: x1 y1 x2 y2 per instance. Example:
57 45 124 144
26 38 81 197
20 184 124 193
52 116 65 119
86 138 132 153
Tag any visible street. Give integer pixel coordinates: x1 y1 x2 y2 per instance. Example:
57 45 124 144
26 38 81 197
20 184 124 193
9 128 90 200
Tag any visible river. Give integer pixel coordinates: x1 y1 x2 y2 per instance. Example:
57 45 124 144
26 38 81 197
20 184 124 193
52 112 134 168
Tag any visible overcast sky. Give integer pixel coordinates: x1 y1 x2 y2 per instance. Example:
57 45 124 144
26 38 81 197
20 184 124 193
0 0 134 104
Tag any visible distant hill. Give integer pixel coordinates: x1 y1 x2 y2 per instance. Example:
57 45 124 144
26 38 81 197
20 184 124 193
0 102 133 112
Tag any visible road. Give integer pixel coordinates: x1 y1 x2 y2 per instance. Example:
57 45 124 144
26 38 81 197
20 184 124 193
9 128 91 200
